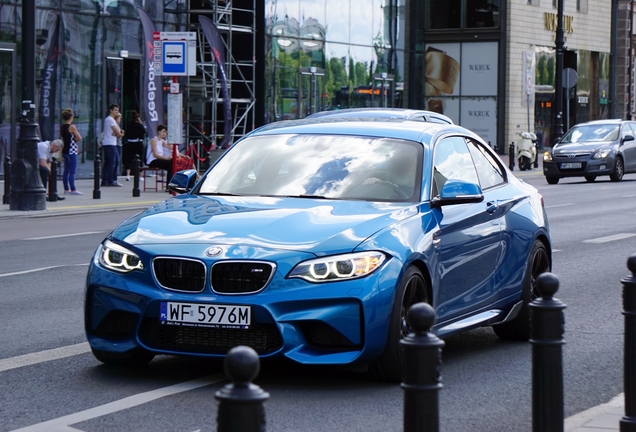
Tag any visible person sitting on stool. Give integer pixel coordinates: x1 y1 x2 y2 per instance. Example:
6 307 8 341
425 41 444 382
146 124 194 186
38 139 65 201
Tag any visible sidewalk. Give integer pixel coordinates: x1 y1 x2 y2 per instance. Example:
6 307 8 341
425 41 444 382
0 160 169 219
565 394 625 431
0 158 631 431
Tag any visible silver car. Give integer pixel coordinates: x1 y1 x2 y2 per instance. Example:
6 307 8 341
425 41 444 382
543 119 636 184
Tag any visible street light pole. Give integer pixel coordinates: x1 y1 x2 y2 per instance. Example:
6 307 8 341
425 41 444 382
10 0 46 210
552 0 565 144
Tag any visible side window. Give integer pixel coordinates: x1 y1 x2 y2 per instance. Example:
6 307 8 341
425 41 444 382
621 124 633 141
432 136 479 197
628 123 636 138
467 138 506 189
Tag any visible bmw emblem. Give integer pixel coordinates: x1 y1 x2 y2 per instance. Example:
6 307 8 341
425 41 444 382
205 246 223 257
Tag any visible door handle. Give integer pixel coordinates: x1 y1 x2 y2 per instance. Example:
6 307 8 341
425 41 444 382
486 201 497 214
432 232 441 246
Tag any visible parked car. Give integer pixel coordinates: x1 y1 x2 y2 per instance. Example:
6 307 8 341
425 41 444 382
85 118 551 381
307 107 454 124
543 119 636 184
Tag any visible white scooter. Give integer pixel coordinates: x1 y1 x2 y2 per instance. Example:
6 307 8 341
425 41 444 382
515 132 537 171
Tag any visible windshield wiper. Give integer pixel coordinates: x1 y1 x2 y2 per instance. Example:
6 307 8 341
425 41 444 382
198 192 241 196
284 194 331 199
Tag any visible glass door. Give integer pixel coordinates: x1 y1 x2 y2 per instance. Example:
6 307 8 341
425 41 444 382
0 46 16 176
104 56 124 112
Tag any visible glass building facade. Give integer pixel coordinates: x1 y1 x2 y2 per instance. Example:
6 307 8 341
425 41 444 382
263 0 421 122
0 0 186 164
0 0 613 177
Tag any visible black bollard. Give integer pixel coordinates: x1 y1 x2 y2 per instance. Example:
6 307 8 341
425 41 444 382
401 302 444 432
48 156 58 202
509 142 515 170
621 254 636 431
132 154 140 197
534 143 539 168
3 156 11 204
530 272 566 432
215 346 270 432
93 152 101 199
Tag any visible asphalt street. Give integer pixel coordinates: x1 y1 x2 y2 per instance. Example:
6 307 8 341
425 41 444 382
0 157 633 431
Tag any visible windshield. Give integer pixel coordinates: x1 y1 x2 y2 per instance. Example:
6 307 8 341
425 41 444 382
198 134 423 202
560 124 619 143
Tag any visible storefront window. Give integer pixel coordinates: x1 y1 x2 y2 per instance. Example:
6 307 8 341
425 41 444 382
466 0 499 28
427 0 499 30
424 42 498 144
427 0 460 29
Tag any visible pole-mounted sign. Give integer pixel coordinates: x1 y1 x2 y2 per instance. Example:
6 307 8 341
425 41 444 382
152 31 196 76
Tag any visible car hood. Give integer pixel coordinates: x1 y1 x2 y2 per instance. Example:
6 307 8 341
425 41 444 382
112 195 417 254
554 141 613 153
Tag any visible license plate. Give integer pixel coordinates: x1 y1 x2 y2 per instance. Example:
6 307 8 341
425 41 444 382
560 162 582 169
160 302 251 329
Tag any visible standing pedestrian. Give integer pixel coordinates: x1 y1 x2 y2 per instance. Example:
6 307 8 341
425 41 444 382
60 108 83 195
112 113 124 183
101 104 124 187
122 110 146 181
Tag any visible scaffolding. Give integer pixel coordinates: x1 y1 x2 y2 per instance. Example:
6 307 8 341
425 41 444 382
186 0 255 160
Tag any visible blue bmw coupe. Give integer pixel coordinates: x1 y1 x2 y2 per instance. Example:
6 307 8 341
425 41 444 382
85 117 551 381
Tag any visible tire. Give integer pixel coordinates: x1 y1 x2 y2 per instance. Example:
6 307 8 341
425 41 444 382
546 176 559 185
585 176 596 182
368 266 429 382
519 156 530 171
610 157 624 182
91 347 155 366
493 240 550 340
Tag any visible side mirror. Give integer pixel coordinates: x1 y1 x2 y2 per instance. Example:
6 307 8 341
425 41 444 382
167 169 198 194
431 180 484 208
623 135 635 143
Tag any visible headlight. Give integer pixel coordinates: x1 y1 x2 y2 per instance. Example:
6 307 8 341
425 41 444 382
543 151 553 162
591 148 612 159
98 239 144 273
288 251 386 282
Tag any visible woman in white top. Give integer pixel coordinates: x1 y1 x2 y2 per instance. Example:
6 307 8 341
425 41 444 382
147 124 176 184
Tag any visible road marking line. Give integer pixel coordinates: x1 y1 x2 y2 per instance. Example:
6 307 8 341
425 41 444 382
625 194 636 197
11 374 227 432
0 263 89 278
0 343 91 373
24 231 104 241
544 203 574 209
584 233 636 244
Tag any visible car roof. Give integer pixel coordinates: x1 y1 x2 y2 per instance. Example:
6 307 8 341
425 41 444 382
574 119 628 126
249 117 473 144
307 108 454 124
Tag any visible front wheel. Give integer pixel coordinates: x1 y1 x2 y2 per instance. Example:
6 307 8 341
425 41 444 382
493 240 550 340
519 156 531 171
610 157 624 182
91 347 155 366
369 266 429 382
546 176 559 185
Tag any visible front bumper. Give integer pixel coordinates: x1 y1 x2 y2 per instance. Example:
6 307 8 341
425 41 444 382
85 255 401 365
543 157 614 178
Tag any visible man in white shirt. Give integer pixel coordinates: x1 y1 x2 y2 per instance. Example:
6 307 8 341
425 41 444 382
38 139 65 201
101 104 125 187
